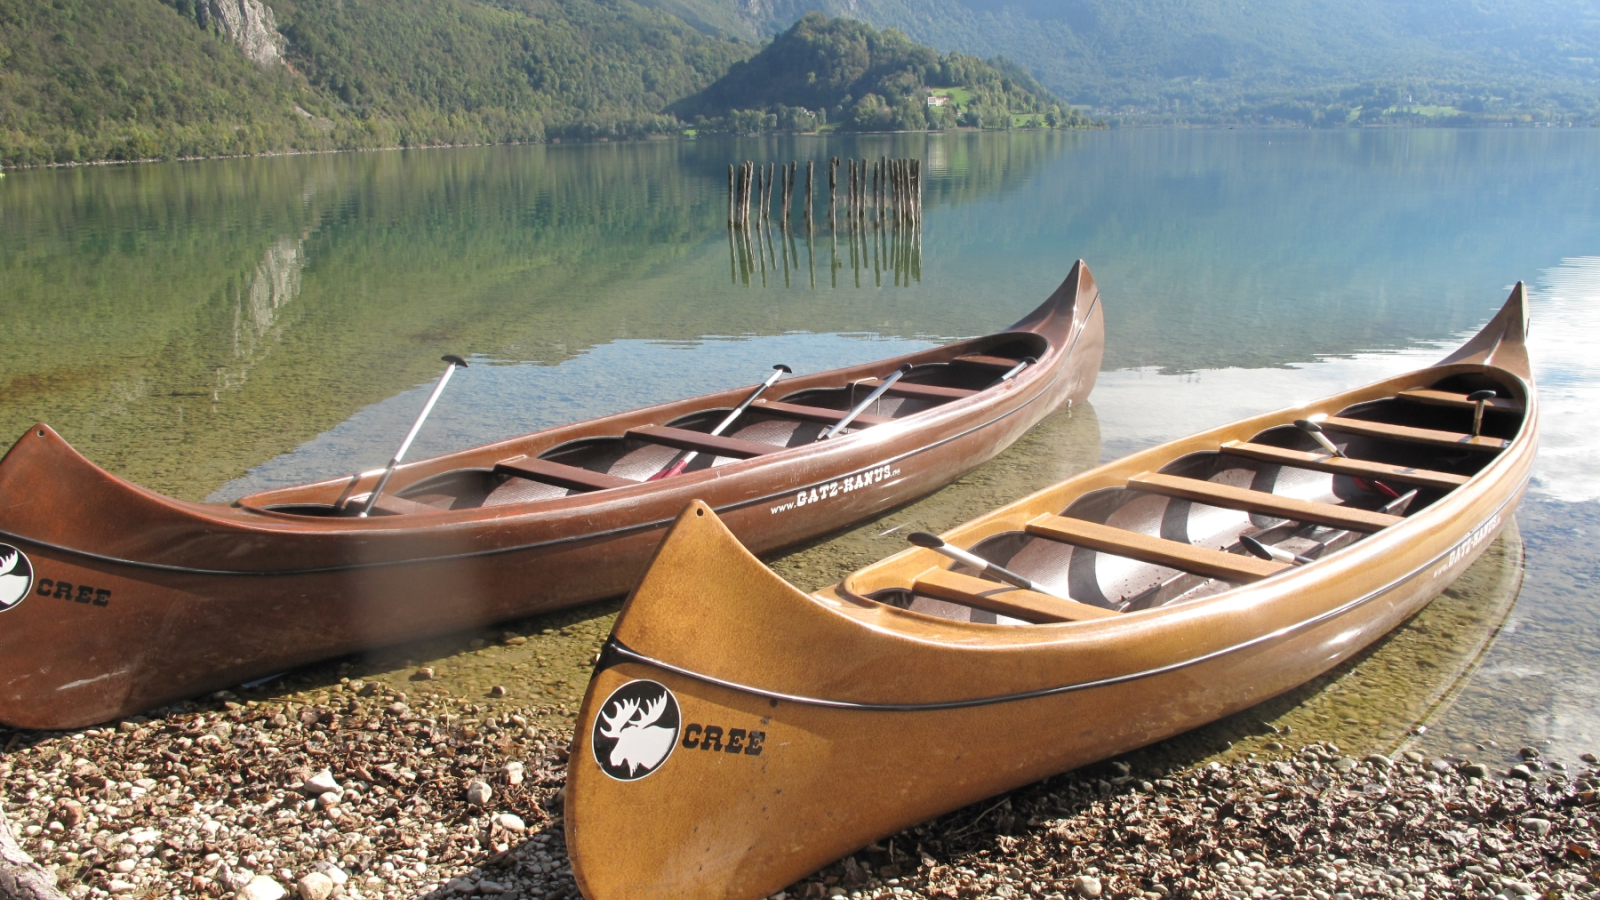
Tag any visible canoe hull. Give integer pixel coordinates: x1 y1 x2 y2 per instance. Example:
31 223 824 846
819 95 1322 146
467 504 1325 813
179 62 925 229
0 265 1103 729
566 285 1536 900
569 482 1523 900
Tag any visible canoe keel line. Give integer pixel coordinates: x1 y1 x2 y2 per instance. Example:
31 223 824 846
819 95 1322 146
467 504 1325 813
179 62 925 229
0 263 1105 730
566 285 1536 900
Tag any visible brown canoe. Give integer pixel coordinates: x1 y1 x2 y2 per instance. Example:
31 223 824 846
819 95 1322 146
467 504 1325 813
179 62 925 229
0 262 1104 730
565 284 1535 900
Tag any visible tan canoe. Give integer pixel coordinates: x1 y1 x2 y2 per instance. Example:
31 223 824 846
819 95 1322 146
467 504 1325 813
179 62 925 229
0 263 1103 730
566 284 1535 900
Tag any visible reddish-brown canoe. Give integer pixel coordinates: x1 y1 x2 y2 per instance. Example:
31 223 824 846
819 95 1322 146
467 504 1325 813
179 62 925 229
565 285 1534 900
0 262 1103 730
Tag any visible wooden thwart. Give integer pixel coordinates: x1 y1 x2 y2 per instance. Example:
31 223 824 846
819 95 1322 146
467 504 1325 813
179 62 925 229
1025 514 1287 583
495 456 635 493
751 399 893 428
911 567 1119 623
1396 388 1522 414
626 425 783 459
859 379 977 402
1220 441 1470 490
1128 472 1403 533
1319 416 1508 452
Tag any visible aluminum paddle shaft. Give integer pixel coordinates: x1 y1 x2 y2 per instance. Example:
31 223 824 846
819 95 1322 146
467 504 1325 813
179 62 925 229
359 355 467 518
907 532 1069 600
820 364 912 440
650 365 791 480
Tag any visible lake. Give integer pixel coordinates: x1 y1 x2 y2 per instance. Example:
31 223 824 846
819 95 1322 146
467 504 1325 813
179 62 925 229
1 128 1596 767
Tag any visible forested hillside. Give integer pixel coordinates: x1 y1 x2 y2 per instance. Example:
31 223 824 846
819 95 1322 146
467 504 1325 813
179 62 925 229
0 0 752 166
635 0 1600 124
674 14 1090 132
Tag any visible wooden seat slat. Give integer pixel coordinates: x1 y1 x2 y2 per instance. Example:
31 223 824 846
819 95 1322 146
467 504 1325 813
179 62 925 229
1396 388 1522 414
911 568 1119 623
859 379 978 401
1025 514 1287 583
495 456 636 493
626 425 783 460
1220 441 1469 490
1128 472 1404 533
750 399 893 427
952 354 1021 370
1319 416 1508 453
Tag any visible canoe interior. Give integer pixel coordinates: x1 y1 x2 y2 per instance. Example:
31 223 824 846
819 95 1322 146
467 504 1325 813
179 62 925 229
869 369 1525 624
259 335 1049 516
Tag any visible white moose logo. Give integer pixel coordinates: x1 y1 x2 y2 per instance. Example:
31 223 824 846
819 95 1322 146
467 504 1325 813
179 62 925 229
0 545 33 610
592 681 680 781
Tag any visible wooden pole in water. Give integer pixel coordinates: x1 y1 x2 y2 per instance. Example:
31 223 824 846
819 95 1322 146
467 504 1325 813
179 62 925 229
767 162 776 222
829 157 838 230
744 161 754 229
806 161 815 227
914 158 922 225
728 164 736 226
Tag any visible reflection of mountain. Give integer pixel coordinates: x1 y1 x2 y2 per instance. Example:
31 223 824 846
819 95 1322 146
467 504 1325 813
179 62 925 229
216 236 306 399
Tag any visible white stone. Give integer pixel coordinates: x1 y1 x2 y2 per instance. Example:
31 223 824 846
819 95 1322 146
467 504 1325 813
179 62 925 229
311 862 349 885
503 761 525 785
495 813 526 831
315 792 340 808
296 872 334 900
465 780 493 806
1076 876 1103 899
298 770 340 796
238 875 288 900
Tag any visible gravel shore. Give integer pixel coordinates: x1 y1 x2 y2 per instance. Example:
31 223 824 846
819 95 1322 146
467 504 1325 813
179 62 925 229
4 681 1595 900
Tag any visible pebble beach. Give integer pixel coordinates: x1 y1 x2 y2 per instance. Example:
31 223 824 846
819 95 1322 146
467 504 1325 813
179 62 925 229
0 514 1583 900
3 662 1595 900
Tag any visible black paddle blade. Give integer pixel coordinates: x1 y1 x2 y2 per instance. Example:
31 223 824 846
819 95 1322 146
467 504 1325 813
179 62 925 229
1467 389 1497 401
1239 534 1275 561
1293 419 1324 434
907 531 944 549
774 364 793 373
442 354 469 368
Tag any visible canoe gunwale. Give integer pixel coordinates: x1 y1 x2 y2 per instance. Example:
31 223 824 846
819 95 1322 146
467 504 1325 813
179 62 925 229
594 472 1529 713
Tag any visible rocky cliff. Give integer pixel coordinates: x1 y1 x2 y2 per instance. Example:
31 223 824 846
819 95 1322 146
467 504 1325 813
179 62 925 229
209 0 283 66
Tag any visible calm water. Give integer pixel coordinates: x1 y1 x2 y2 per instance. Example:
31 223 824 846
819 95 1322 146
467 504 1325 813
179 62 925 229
2 130 1597 767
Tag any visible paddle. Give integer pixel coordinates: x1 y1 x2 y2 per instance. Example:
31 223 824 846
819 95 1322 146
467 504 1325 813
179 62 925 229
990 356 1037 386
907 532 1073 600
819 364 913 441
648 365 792 480
1294 418 1401 499
1467 389 1497 437
1239 533 1315 567
358 355 468 518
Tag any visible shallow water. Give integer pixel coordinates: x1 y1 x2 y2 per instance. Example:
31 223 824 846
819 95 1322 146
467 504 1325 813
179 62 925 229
1 129 1597 770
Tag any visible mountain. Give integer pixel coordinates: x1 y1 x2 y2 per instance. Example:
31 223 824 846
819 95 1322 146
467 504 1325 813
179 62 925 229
0 0 753 167
633 0 1600 123
673 13 1087 131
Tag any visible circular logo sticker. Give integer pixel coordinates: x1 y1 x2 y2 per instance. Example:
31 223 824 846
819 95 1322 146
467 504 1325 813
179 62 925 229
0 544 34 612
591 679 681 781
